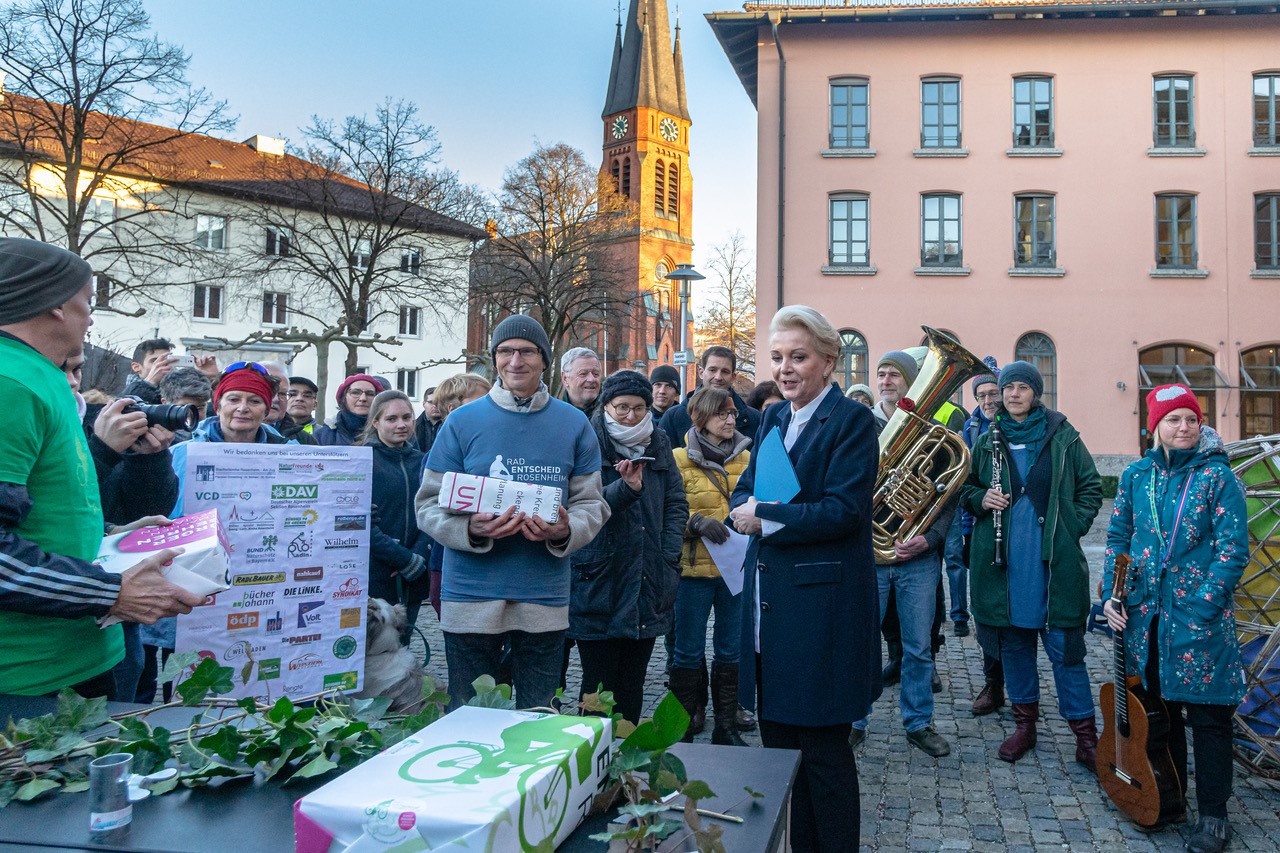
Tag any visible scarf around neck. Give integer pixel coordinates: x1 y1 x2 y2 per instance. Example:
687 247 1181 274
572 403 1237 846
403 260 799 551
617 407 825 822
999 404 1048 459
604 411 654 459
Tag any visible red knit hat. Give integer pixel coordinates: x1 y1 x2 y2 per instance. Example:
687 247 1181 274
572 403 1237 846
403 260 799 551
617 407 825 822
214 367 275 408
335 373 381 408
1146 383 1203 434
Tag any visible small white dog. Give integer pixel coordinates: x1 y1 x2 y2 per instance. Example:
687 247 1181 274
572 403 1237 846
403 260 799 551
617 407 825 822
354 598 424 712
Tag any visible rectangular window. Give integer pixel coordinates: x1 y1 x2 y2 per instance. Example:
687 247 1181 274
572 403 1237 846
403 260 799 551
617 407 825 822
262 291 288 325
396 369 417 398
829 194 870 266
830 79 869 148
1155 193 1197 268
921 78 961 148
399 305 422 337
193 284 223 320
352 238 372 270
1153 75 1195 147
1013 76 1053 147
1014 195 1056 267
195 214 227 250
265 227 291 257
85 196 116 223
1256 74 1279 146
1258 193 1280 269
400 247 422 275
921 193 962 266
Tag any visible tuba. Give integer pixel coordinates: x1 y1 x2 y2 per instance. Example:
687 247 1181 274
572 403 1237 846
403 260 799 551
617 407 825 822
872 326 987 564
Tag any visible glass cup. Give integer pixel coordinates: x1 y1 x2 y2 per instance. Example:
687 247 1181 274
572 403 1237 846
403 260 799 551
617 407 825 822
89 752 133 839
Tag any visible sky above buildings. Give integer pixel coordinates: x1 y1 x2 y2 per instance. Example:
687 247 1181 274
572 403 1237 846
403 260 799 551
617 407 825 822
145 0 759 292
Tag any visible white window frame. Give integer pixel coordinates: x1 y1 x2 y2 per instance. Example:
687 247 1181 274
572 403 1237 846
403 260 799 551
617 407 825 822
193 283 224 321
400 247 422 276
399 305 422 338
262 291 289 326
265 227 291 257
195 214 228 251
396 368 418 398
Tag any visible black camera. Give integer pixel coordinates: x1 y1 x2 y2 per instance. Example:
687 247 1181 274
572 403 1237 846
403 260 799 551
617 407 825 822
121 396 201 432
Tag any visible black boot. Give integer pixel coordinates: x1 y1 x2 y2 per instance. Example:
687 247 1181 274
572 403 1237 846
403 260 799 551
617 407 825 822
882 640 902 685
710 663 748 747
690 659 708 735
669 667 701 743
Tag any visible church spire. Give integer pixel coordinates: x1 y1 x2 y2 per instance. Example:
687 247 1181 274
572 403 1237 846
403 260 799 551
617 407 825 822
602 0 689 120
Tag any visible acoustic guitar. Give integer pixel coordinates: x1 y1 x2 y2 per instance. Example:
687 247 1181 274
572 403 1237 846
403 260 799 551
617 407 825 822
1097 553 1186 829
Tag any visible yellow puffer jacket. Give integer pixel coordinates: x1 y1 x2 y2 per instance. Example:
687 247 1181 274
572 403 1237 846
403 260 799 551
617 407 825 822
672 431 751 578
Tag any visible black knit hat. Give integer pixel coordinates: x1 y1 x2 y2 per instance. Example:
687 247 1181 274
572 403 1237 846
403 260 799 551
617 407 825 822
649 365 681 392
600 370 653 408
0 237 93 324
998 360 1044 398
490 314 552 369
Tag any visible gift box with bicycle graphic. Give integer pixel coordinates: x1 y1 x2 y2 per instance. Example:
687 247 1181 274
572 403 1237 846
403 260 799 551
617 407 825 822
294 706 613 852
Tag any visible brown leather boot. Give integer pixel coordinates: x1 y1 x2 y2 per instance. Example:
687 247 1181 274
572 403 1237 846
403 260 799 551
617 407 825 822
710 663 748 747
1067 717 1098 773
971 679 1005 716
669 667 701 743
997 702 1038 763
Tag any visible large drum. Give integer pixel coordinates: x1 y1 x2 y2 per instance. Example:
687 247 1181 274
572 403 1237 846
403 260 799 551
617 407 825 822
1226 435 1280 786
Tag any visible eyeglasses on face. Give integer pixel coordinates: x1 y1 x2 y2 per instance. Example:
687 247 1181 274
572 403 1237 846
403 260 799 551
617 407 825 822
608 403 648 417
712 410 738 421
1160 414 1200 427
495 346 541 360
286 390 317 399
222 361 269 378
345 388 377 399
975 391 1001 402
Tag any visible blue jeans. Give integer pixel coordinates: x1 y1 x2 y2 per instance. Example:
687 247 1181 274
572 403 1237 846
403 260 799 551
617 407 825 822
944 516 968 624
109 622 144 703
999 625 1095 721
443 629 565 711
855 552 939 733
672 576 741 669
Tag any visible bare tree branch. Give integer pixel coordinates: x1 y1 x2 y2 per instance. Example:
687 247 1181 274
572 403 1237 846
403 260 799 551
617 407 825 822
697 230 758 378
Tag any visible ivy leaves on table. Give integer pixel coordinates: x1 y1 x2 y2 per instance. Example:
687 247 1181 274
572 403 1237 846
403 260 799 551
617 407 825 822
0 653 450 808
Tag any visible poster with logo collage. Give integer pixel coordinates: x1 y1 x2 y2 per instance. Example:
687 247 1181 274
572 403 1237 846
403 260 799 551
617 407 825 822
175 443 373 701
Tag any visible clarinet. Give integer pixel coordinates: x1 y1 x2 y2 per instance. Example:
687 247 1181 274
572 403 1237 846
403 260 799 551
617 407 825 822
990 417 1005 568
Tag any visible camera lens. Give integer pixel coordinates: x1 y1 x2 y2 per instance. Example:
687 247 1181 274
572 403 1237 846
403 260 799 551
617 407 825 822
120 396 200 432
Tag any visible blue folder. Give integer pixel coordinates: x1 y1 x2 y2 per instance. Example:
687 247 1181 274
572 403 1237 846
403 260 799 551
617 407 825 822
753 426 801 504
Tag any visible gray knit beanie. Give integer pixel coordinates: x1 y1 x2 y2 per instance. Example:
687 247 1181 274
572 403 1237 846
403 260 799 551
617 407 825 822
998 360 1043 398
0 238 93 324
490 314 552 370
877 350 920 385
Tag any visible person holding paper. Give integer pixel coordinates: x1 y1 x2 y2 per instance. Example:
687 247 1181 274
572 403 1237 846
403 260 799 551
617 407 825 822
671 386 752 746
568 370 687 725
0 238 200 699
729 305 880 852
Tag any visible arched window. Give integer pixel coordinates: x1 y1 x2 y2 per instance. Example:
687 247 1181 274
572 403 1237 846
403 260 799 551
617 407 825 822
610 159 621 195
622 157 632 198
1138 342 1221 450
667 164 679 220
838 329 869 392
1241 344 1280 437
1014 332 1057 411
654 160 666 217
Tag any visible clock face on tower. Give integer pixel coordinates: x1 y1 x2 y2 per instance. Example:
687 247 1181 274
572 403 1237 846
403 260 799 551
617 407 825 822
659 117 679 142
611 115 628 140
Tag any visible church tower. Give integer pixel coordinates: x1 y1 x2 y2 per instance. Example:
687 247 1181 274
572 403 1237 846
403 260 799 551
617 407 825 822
600 0 693 374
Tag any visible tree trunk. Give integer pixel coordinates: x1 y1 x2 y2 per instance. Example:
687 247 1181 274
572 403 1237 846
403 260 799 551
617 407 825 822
314 340 331 423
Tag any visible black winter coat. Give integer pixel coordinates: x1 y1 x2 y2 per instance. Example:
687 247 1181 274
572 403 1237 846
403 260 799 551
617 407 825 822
568 412 688 641
367 438 433 606
658 388 761 450
82 403 178 523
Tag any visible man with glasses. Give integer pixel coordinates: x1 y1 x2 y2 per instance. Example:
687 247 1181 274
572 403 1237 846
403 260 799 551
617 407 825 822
414 386 441 453
282 376 320 442
0 238 203 698
416 315 609 710
963 360 1008 717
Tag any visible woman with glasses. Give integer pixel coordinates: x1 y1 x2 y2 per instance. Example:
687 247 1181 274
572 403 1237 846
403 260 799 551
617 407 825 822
140 363 298 700
670 386 752 745
314 374 382 446
1101 384 1248 853
360 390 432 643
568 370 688 724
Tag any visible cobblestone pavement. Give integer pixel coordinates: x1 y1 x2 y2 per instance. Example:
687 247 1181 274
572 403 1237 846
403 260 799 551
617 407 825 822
409 500 1280 851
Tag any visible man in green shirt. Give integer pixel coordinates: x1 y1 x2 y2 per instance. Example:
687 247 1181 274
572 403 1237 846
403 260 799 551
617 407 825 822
0 238 203 697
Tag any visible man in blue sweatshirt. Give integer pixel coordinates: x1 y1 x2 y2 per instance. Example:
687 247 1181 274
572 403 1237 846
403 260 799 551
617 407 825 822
416 315 609 709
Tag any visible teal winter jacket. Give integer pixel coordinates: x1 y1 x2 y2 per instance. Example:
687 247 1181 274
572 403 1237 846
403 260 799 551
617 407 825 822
1102 426 1248 706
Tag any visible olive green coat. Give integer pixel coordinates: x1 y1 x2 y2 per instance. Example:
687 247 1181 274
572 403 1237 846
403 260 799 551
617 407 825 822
959 410 1102 628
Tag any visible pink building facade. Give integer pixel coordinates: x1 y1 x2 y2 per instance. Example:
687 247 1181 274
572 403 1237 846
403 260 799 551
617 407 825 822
708 1 1280 467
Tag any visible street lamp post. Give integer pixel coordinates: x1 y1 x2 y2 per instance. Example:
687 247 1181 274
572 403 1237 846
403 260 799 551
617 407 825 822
664 263 705 392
